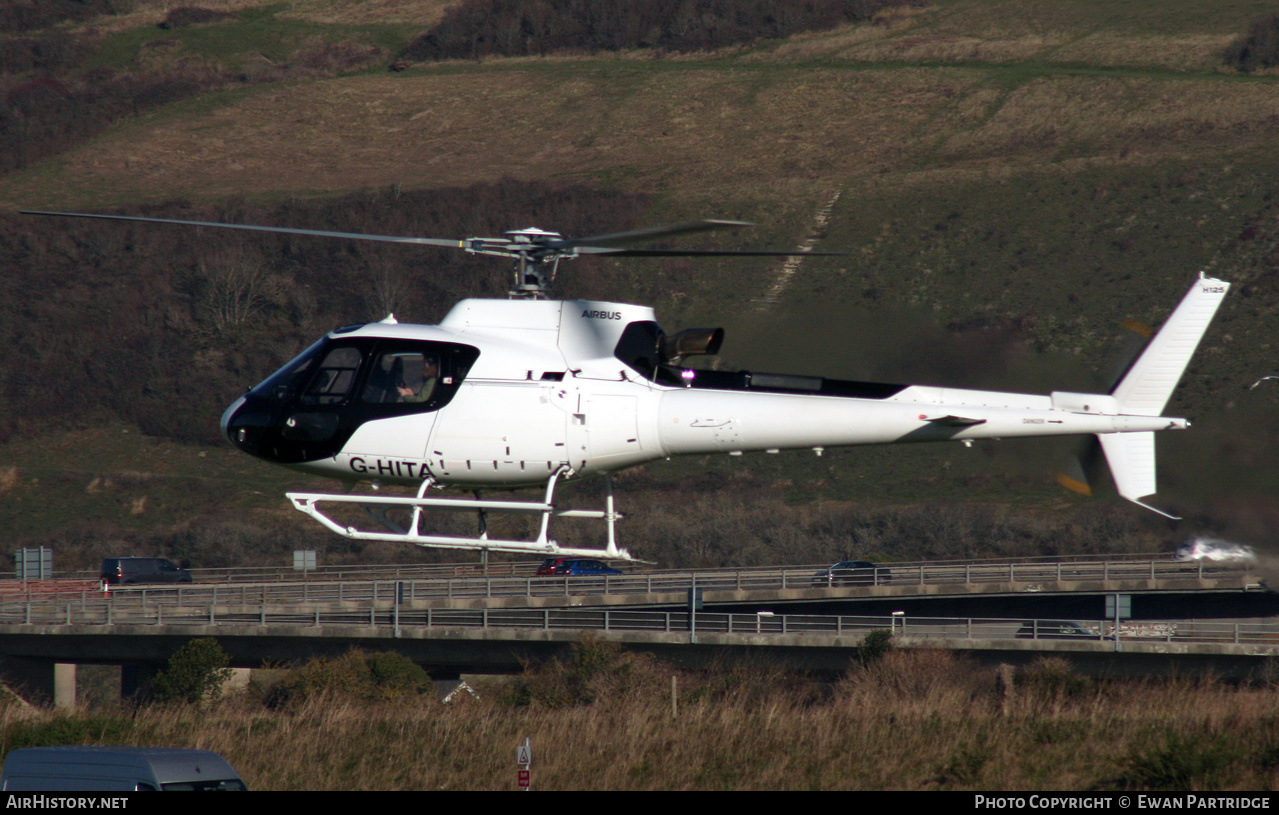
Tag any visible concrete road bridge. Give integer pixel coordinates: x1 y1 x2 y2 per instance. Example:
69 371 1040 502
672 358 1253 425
0 554 1271 707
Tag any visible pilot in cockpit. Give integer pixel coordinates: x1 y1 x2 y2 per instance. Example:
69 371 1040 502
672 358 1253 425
396 356 439 403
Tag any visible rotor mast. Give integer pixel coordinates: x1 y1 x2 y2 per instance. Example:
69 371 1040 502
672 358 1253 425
473 227 569 299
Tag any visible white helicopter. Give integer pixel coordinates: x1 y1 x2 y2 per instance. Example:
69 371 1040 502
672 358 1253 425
24 210 1229 561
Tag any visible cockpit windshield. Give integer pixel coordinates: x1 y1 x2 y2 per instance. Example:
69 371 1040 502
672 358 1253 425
249 338 327 402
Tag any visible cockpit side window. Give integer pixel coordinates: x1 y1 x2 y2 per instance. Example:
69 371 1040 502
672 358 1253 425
302 346 362 405
356 340 479 416
362 351 441 405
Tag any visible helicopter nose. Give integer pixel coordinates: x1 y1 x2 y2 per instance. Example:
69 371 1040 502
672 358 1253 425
220 395 245 445
221 394 275 458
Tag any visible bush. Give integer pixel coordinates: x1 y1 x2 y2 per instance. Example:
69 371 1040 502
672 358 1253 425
501 635 665 708
840 648 986 707
0 0 116 34
1223 14 1279 72
158 8 235 31
855 629 893 666
150 638 234 705
264 650 433 708
1016 656 1092 703
398 0 920 63
683 658 825 707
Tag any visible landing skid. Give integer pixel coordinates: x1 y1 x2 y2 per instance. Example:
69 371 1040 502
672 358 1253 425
286 469 633 560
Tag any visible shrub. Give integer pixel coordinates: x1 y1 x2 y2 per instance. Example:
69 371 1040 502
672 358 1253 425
1016 656 1092 703
366 651 434 696
150 638 234 705
841 648 988 708
0 0 116 34
1223 14 1279 72
501 635 665 708
158 8 236 31
855 629 893 666
264 650 432 708
398 0 921 63
680 657 826 708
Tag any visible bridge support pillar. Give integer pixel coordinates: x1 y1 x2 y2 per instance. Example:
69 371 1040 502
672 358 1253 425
0 658 76 708
227 667 252 694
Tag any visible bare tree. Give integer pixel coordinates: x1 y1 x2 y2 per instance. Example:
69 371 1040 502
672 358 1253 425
194 248 279 335
363 264 411 322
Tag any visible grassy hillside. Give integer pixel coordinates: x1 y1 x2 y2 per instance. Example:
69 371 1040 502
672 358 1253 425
2 0 1278 569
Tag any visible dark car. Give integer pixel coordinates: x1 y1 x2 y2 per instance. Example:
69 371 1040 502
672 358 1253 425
812 560 888 587
536 558 623 577
100 557 192 586
1014 620 1103 640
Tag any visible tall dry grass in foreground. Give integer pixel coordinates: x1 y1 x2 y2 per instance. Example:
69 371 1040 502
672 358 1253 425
5 646 1279 790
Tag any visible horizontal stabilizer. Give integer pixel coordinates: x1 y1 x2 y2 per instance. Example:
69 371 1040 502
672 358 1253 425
921 415 987 427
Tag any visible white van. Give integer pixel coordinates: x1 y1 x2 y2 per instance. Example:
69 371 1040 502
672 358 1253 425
1 747 247 791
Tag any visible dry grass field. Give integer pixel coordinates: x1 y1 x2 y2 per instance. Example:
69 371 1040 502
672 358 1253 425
3 1 1275 213
8 647 1279 790
5 43 1276 212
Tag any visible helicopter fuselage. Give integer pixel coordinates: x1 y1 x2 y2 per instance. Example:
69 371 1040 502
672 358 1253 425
220 296 1189 491
24 206 1225 555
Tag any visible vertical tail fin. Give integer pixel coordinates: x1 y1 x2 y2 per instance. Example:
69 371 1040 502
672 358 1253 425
1097 273 1229 516
1110 274 1230 416
1096 431 1176 518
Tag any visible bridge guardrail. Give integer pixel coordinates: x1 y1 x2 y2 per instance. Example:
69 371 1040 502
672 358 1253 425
0 556 1252 610
4 550 1177 584
1 597 1276 647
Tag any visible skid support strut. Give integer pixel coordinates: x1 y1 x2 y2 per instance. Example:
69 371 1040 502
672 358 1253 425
286 470 631 560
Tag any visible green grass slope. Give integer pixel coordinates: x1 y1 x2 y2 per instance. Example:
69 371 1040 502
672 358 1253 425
2 0 1278 568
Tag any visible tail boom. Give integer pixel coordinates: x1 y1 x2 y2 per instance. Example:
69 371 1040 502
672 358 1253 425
654 275 1225 518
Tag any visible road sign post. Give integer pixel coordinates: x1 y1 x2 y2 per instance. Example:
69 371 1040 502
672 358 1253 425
1107 594 1131 652
517 737 532 790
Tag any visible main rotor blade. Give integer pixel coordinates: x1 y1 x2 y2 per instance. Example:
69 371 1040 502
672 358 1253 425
21 211 851 260
20 210 465 250
576 247 852 257
549 220 754 249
